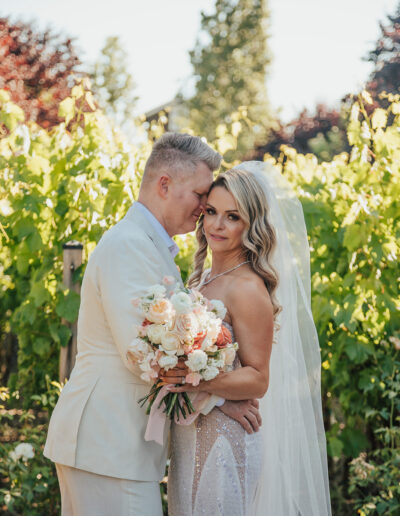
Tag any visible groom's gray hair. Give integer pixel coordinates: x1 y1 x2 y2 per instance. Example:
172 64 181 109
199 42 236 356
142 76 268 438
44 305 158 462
143 133 221 183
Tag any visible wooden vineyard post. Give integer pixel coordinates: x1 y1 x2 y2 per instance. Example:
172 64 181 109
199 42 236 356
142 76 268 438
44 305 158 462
59 241 83 382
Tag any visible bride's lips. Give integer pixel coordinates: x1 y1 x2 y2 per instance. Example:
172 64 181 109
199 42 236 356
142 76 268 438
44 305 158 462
209 233 227 242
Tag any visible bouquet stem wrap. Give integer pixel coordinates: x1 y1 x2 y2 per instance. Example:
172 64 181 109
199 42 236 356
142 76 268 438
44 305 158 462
144 385 210 445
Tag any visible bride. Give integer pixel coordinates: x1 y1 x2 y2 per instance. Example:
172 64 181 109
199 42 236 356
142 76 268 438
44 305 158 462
162 162 331 516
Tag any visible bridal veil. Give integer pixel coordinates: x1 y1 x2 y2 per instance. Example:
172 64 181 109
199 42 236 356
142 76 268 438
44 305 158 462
232 161 332 516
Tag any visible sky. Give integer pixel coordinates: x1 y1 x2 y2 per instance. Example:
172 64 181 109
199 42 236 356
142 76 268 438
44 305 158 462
1 0 399 121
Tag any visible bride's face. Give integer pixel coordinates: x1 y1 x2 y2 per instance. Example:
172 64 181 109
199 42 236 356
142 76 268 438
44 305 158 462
203 186 246 253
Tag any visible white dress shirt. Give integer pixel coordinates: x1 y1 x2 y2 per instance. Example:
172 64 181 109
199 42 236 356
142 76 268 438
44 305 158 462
136 202 179 258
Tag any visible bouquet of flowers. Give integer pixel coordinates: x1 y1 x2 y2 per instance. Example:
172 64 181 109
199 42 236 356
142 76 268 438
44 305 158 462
127 276 238 431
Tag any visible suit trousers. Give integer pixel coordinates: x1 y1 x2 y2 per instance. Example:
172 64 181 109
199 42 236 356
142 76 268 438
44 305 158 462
56 464 163 516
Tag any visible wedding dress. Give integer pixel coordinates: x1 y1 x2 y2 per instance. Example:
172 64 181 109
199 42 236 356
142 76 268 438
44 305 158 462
168 161 331 515
168 322 264 516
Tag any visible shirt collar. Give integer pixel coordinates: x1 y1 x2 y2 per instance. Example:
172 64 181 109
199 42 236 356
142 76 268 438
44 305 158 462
136 202 180 258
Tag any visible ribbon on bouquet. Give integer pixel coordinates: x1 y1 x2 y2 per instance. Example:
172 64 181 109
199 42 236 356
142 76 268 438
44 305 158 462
144 386 210 445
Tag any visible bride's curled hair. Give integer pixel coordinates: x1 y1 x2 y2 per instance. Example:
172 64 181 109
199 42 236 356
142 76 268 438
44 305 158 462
189 168 281 317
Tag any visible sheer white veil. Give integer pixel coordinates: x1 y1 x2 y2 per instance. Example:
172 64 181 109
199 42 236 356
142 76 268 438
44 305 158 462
232 161 332 516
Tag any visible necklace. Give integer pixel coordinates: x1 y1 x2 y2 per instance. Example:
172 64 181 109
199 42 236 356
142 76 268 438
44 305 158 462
202 261 250 286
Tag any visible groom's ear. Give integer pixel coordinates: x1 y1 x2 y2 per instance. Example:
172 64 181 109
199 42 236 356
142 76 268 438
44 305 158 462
157 175 170 199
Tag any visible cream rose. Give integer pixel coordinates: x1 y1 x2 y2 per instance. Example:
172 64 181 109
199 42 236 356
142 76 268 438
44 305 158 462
146 324 166 344
147 298 174 324
186 349 208 372
174 313 199 340
161 332 181 354
221 347 236 367
207 318 222 341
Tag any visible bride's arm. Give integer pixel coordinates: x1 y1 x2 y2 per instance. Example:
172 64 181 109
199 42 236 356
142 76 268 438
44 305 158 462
170 278 274 400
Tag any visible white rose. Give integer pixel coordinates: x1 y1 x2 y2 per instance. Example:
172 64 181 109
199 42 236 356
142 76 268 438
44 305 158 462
146 324 166 344
158 354 178 371
11 443 34 461
186 349 208 372
127 338 151 361
147 298 174 324
202 365 219 381
146 284 166 299
210 299 227 320
161 332 181 354
171 291 192 315
207 318 222 341
209 357 224 369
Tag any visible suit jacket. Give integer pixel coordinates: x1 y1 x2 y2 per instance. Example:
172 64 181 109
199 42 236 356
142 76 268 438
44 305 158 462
44 203 183 481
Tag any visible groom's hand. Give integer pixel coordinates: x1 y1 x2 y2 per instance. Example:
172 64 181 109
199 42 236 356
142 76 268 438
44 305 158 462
160 359 188 384
219 399 262 434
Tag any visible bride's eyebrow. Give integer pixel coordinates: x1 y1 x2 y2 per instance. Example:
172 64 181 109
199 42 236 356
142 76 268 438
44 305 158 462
206 203 239 213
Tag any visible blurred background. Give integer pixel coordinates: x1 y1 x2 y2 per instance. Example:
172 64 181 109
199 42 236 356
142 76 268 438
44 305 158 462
0 1 399 515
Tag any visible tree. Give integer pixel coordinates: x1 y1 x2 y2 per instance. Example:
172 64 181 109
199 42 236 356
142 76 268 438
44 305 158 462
90 36 138 130
251 103 350 162
184 0 273 153
366 2 400 100
0 17 81 128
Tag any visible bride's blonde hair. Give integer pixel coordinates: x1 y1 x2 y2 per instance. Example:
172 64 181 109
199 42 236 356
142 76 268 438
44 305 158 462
188 168 281 317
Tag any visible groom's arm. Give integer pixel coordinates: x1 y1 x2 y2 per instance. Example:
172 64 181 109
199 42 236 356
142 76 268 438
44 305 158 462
97 231 168 377
219 399 262 434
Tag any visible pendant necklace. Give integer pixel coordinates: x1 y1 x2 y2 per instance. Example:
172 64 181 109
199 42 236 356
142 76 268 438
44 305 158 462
202 261 250 286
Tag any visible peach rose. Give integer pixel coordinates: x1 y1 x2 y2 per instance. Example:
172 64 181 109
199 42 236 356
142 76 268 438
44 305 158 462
215 325 232 349
147 298 174 324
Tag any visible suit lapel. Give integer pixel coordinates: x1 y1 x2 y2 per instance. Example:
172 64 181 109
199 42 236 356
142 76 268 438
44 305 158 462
125 203 183 286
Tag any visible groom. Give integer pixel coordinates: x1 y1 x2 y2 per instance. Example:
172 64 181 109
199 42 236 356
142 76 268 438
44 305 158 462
44 133 261 515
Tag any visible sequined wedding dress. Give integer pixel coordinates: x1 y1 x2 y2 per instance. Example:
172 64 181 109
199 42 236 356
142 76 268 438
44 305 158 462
168 322 264 516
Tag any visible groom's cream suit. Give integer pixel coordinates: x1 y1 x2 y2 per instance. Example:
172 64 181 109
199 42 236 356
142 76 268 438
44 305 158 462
44 202 183 514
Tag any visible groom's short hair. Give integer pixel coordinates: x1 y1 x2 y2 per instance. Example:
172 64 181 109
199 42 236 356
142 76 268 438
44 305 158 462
143 133 221 183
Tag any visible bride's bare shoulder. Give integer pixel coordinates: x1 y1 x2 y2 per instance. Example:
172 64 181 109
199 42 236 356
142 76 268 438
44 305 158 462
226 271 273 315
